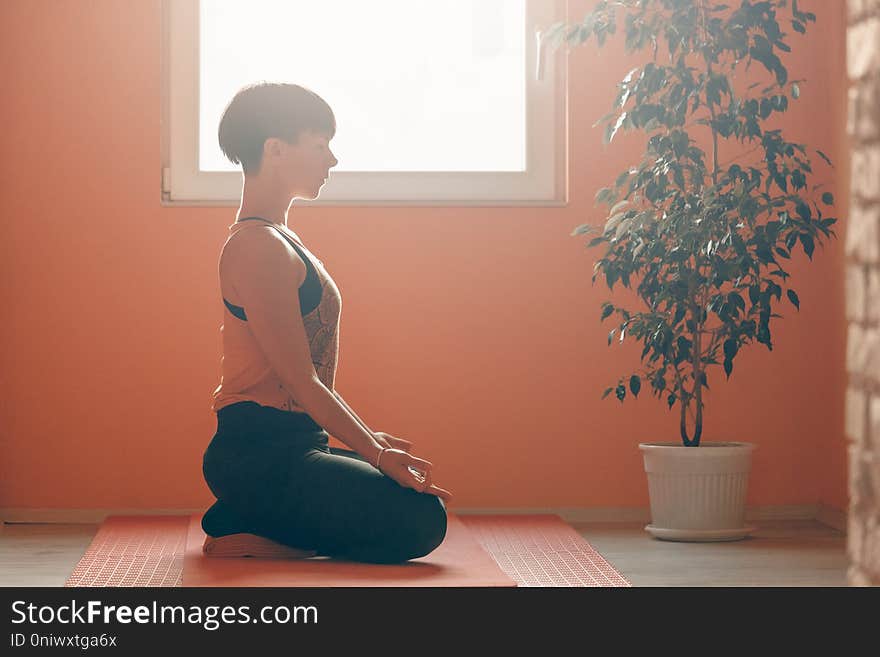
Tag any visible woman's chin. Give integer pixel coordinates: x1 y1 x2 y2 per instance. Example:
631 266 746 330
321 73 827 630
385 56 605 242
293 188 322 201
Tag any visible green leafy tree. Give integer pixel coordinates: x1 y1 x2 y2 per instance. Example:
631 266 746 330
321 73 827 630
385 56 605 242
544 0 837 445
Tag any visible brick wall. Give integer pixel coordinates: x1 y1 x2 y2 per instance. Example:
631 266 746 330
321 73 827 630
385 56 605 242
846 0 880 586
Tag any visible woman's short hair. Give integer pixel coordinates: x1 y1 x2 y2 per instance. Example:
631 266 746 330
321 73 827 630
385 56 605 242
218 82 336 175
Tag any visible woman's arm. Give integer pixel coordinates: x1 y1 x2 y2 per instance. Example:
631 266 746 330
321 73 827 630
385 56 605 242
333 391 413 453
296 382 385 467
302 385 441 499
332 390 375 439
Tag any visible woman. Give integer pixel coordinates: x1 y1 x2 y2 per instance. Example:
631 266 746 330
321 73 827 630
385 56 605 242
201 82 451 564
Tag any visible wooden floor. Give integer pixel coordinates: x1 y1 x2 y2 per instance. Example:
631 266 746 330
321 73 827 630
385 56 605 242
0 518 848 587
572 519 848 586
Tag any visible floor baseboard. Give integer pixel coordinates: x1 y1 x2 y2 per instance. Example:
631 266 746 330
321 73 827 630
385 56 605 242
457 504 827 525
815 504 847 532
0 508 207 525
0 504 848 534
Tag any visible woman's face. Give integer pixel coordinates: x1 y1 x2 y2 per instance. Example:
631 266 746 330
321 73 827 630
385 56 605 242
274 129 338 200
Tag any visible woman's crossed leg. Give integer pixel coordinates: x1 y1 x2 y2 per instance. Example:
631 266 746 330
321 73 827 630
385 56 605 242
209 445 447 564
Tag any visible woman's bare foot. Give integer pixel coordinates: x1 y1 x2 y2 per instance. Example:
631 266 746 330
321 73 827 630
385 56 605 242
203 533 318 559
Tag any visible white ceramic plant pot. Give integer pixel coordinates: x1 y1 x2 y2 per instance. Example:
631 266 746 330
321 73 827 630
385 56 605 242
639 442 757 542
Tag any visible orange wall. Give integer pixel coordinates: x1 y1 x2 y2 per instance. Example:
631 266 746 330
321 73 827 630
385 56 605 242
0 0 848 514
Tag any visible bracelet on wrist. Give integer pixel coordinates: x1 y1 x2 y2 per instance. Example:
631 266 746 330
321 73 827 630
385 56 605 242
375 447 387 470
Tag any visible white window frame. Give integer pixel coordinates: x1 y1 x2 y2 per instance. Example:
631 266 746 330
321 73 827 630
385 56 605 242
160 0 568 207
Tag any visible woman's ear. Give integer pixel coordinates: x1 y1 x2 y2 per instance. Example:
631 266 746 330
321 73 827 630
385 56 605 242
263 137 284 159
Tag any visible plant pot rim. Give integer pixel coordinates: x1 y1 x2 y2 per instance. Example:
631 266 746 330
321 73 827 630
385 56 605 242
639 441 755 451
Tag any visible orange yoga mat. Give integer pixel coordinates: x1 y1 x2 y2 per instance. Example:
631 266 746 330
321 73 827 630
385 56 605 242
182 512 517 587
64 513 630 587
461 514 631 587
65 515 186 587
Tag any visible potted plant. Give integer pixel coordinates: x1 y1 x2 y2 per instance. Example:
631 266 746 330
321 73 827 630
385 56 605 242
543 0 838 540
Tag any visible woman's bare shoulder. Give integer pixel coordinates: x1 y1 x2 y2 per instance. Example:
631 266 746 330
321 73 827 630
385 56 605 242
220 225 307 286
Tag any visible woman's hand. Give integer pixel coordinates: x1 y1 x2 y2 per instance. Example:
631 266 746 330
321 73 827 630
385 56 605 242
374 431 413 453
376 448 453 502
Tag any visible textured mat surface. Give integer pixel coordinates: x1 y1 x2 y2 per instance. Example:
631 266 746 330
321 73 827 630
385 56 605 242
64 513 629 587
460 515 631 587
64 516 186 587
183 513 517 587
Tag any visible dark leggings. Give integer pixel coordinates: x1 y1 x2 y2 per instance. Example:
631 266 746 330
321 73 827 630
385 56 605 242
201 401 447 564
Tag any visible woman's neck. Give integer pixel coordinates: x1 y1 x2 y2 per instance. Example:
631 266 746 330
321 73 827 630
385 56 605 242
237 175 293 227
233 215 304 246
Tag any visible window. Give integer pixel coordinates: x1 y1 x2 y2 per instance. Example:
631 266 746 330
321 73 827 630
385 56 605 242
161 0 567 206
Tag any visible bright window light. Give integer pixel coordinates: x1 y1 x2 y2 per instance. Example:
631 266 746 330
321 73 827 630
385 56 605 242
199 0 526 173
163 0 566 205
